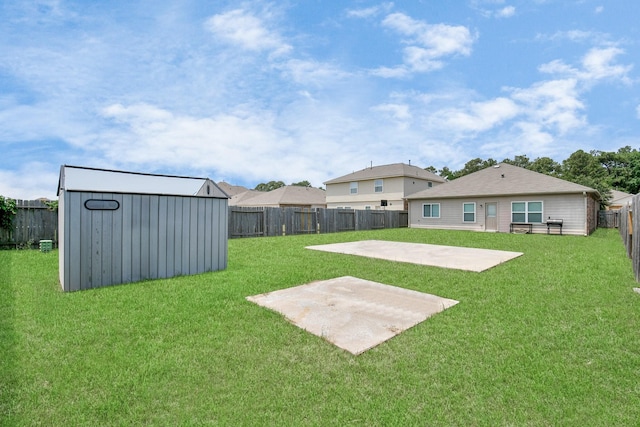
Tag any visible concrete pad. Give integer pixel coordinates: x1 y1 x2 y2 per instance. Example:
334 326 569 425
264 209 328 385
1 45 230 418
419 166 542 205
633 288 640 295
306 240 523 272
246 276 459 355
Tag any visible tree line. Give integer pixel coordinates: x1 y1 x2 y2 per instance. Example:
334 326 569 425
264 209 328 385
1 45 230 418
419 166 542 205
254 180 318 192
426 146 640 201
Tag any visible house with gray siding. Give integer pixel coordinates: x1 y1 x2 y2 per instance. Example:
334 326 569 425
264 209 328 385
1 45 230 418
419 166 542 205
406 163 600 236
58 165 229 291
324 163 446 210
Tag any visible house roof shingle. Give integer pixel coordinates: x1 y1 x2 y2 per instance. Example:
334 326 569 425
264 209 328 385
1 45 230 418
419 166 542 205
406 163 599 200
234 185 326 207
324 163 446 185
217 181 250 197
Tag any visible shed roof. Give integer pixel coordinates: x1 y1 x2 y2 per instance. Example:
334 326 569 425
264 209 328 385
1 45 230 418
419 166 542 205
234 185 326 207
407 163 599 200
58 165 228 198
324 163 446 185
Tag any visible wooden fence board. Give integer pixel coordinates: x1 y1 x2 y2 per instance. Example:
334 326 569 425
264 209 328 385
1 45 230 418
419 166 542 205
0 199 58 248
1 201 411 247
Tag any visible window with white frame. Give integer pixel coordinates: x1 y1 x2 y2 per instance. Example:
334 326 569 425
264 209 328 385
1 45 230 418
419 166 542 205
423 203 440 218
463 202 476 222
365 205 371 210
350 182 358 194
374 179 383 193
511 201 543 223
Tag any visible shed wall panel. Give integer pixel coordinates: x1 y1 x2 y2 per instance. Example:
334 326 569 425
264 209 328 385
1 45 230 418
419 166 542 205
165 197 175 278
148 195 158 279
59 189 228 291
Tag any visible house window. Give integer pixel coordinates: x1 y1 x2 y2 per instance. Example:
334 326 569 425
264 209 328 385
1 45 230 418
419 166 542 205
428 182 433 188
365 205 371 210
512 201 543 223
423 203 440 218
374 179 383 193
463 203 476 222
350 182 358 194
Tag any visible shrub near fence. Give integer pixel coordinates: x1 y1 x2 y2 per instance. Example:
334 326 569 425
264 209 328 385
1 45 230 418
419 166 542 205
0 200 58 249
618 195 640 281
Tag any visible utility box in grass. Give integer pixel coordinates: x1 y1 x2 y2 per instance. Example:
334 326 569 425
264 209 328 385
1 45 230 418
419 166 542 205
39 240 53 252
57 165 229 292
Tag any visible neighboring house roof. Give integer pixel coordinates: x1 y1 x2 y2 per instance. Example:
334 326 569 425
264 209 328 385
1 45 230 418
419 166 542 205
234 185 326 207
217 181 250 197
406 163 599 200
229 189 262 205
324 163 446 185
608 190 634 207
58 165 228 198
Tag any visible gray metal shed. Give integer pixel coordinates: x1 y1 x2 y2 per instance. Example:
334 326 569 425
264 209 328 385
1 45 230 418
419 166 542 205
57 165 229 292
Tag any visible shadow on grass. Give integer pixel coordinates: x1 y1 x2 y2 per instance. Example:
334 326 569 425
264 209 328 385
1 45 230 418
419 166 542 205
0 250 17 424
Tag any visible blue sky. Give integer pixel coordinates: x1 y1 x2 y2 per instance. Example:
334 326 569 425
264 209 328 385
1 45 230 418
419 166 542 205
1 0 639 199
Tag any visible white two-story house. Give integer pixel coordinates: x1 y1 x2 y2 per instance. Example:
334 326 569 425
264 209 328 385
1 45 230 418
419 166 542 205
324 163 446 210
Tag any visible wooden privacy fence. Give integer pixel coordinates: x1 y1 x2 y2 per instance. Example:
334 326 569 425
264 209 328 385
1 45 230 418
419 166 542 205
229 207 408 238
618 195 640 282
0 200 58 249
598 210 620 228
1 202 409 247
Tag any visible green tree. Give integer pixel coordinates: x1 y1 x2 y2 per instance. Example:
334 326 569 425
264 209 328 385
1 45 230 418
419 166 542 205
561 149 610 201
0 196 17 231
254 181 286 192
595 147 640 194
291 180 312 188
424 166 438 174
502 155 531 169
438 166 456 180
456 158 498 178
529 157 562 176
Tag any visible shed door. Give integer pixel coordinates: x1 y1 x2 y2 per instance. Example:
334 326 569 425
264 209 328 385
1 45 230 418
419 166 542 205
485 203 497 231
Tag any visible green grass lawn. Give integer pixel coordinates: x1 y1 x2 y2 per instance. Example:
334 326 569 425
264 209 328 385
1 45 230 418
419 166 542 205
1 228 639 426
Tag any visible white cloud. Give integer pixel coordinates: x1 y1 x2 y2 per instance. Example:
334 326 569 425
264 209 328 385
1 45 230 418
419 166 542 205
431 97 519 133
581 46 632 82
496 6 515 18
346 3 394 19
205 8 292 56
595 6 604 14
371 103 412 129
380 12 474 74
370 66 409 78
637 104 640 119
280 59 350 86
0 162 60 199
508 79 585 135
539 46 632 85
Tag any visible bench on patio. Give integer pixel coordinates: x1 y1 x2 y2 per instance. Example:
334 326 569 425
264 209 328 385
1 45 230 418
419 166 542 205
510 223 533 234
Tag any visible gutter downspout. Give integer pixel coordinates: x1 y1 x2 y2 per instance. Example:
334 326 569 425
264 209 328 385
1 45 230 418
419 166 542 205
583 191 588 236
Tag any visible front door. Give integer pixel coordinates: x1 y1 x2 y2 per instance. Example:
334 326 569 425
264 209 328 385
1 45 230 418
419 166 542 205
485 202 497 231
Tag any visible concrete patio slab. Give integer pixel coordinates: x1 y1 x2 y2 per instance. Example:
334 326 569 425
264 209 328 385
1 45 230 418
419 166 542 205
306 240 523 272
247 276 459 355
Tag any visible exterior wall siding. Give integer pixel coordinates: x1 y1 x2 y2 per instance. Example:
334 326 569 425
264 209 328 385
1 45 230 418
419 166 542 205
409 194 591 235
60 190 228 291
326 176 441 210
